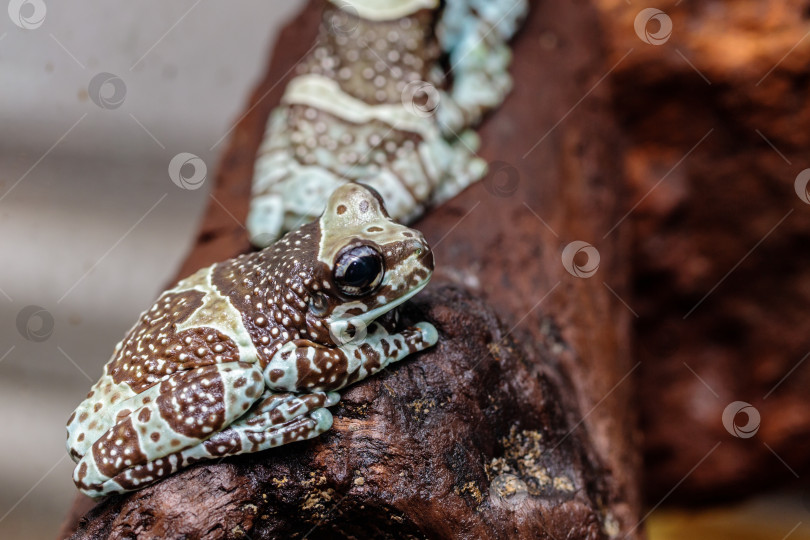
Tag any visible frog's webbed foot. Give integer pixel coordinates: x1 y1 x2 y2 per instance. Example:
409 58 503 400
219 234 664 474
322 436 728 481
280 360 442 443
191 390 338 456
231 390 339 435
264 321 438 393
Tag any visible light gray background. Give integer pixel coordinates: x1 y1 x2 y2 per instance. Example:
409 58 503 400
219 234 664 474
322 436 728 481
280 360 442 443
0 1 303 537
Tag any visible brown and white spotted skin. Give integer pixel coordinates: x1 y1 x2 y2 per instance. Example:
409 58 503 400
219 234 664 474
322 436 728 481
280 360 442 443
247 0 528 245
66 183 438 498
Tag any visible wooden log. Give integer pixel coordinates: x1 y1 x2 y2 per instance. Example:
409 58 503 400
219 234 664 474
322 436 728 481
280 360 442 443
60 0 639 537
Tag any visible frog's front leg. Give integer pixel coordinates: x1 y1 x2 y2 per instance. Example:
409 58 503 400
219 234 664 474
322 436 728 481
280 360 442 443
264 322 438 393
73 361 264 497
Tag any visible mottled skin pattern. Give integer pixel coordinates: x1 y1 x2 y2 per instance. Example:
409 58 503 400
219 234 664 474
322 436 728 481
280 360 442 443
66 184 437 497
247 0 527 246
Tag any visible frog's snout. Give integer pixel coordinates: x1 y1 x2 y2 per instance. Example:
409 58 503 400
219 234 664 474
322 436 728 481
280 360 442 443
418 245 434 271
411 239 434 271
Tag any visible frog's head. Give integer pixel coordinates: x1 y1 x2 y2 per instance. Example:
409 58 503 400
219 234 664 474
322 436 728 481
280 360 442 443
304 183 433 344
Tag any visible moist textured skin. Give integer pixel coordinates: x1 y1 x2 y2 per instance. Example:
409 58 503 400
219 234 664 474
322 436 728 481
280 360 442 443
247 0 528 244
66 183 437 498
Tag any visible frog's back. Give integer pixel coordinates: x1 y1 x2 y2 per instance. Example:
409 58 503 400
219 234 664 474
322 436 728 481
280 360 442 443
65 263 261 459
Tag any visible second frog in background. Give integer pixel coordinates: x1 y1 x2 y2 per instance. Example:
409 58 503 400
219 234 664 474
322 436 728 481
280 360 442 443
247 0 528 246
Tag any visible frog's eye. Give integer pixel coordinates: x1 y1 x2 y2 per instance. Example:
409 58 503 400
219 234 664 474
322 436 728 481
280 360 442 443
333 245 384 297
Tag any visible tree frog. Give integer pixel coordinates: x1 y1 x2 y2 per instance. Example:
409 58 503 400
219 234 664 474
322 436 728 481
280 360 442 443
66 183 438 497
247 0 527 246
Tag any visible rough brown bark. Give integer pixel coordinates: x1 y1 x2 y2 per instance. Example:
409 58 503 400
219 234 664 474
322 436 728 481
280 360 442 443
64 290 623 539
60 0 639 537
594 0 810 502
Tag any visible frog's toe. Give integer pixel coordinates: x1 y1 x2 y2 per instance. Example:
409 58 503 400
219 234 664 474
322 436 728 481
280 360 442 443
237 391 338 431
325 391 340 407
415 321 439 347
309 407 333 432
242 407 333 450
399 321 438 353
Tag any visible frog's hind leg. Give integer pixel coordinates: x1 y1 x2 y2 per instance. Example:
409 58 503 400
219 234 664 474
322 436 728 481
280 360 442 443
66 376 133 463
85 390 338 497
72 361 264 498
181 389 339 461
238 390 340 429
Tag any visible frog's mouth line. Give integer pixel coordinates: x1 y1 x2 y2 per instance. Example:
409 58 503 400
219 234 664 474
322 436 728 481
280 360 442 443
326 276 431 333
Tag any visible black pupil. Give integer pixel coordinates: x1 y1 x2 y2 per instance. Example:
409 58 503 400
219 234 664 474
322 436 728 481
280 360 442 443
335 245 384 295
343 253 381 288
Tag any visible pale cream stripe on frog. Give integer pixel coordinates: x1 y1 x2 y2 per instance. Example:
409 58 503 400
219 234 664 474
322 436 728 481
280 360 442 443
169 266 260 363
316 181 425 265
282 74 438 139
